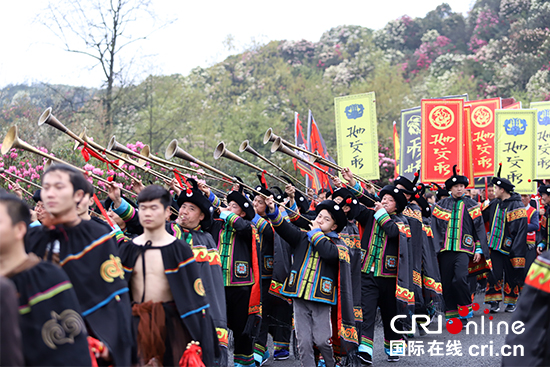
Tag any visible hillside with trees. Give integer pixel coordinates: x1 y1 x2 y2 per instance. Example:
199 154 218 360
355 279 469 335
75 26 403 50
1 0 549 190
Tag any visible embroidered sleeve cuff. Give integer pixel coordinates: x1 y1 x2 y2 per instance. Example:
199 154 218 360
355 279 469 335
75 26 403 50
29 220 41 228
252 213 261 225
112 198 135 222
219 211 230 221
288 201 299 220
475 248 483 254
307 228 324 246
266 206 284 226
112 198 128 215
353 181 363 197
253 215 268 232
538 243 545 248
208 192 222 209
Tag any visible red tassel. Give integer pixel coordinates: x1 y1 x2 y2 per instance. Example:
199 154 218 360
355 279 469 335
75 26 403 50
87 337 103 367
179 342 204 367
107 176 114 182
346 197 352 205
80 144 91 162
261 170 268 188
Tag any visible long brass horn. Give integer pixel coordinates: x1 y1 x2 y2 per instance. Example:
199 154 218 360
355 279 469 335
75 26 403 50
107 136 138 157
166 139 232 181
240 139 307 190
38 109 134 180
74 128 143 167
2 126 135 197
215 141 301 190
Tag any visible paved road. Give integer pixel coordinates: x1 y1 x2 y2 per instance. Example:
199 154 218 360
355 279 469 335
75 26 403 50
229 294 519 366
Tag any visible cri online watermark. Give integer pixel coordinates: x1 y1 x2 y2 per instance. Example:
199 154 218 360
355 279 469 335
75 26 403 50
388 303 524 357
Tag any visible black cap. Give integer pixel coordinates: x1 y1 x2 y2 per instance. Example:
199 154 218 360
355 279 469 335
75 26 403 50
226 181 255 220
445 165 469 191
271 186 285 203
431 182 449 201
379 185 408 214
394 170 420 195
331 186 359 219
538 185 550 196
315 199 348 233
254 173 274 197
32 189 42 203
491 164 515 193
177 178 215 228
413 183 432 217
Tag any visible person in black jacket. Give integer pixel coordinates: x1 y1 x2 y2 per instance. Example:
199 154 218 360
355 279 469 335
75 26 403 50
483 167 527 313
265 197 347 367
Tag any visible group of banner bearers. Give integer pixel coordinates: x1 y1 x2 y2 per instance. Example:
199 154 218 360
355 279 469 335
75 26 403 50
2 152 550 366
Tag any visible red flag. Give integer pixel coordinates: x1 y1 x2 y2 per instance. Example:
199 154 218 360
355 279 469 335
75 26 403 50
294 112 315 180
309 111 336 189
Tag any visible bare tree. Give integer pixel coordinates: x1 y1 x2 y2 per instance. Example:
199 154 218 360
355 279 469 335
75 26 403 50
40 0 173 127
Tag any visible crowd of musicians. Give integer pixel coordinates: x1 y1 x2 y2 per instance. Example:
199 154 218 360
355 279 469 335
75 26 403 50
1 159 550 367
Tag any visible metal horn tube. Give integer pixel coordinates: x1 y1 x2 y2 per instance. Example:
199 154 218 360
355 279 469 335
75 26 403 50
2 126 136 198
166 139 233 181
240 140 308 190
38 110 134 180
215 141 298 190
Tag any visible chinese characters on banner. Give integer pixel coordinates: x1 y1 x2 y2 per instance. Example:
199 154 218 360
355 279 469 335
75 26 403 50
421 99 464 183
465 98 501 177
399 107 421 180
495 109 537 194
334 92 380 180
531 101 550 178
463 106 475 188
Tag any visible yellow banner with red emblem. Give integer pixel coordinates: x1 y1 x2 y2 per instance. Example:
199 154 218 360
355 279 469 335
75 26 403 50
421 99 464 183
465 98 501 177
495 109 537 194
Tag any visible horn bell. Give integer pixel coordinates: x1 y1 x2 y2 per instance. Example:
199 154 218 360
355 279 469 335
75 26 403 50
214 141 250 167
263 128 279 145
107 136 136 156
165 139 197 163
270 137 302 160
38 107 67 132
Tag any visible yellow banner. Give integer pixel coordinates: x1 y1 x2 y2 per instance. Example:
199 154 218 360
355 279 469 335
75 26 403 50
531 101 550 178
334 92 379 180
495 109 537 194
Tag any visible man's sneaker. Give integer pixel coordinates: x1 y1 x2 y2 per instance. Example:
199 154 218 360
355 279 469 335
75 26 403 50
255 350 270 366
489 302 500 313
505 304 517 313
317 358 326 367
273 348 289 361
387 355 400 362
358 351 373 365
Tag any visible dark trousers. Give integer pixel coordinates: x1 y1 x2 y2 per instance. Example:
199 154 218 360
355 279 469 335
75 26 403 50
360 272 401 356
485 250 523 305
225 286 254 365
438 251 472 318
255 279 293 356
253 279 292 357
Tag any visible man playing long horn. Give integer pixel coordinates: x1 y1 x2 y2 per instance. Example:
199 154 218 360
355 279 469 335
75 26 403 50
483 164 527 313
431 165 489 321
25 164 135 366
200 180 262 367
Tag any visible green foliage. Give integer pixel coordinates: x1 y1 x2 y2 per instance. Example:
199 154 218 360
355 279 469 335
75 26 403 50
2 0 550 189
